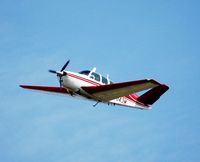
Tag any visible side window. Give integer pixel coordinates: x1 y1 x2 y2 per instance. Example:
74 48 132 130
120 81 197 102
90 74 95 80
90 72 100 82
102 76 108 84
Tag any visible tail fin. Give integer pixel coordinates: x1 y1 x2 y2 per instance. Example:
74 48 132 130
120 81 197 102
137 85 169 105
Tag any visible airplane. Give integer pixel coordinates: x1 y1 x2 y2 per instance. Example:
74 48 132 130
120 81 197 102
20 60 169 110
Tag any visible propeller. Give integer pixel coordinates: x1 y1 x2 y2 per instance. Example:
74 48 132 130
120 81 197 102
61 60 70 72
49 59 70 87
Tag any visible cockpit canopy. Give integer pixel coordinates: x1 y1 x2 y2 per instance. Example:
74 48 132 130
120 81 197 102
79 70 112 84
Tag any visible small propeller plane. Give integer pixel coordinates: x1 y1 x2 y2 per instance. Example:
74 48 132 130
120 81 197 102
20 60 169 110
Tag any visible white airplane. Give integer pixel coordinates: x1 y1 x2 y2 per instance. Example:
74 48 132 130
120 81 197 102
20 60 169 109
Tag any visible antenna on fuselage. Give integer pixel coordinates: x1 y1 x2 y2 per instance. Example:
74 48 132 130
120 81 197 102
107 74 110 83
91 67 96 73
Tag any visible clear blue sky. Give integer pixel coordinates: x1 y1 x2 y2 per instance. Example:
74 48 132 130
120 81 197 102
0 0 200 162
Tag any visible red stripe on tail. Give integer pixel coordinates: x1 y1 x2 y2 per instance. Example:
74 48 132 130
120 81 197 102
137 85 169 105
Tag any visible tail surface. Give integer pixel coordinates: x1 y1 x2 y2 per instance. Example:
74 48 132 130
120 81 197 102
137 84 169 105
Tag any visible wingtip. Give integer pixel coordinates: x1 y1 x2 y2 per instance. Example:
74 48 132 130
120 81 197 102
148 79 170 89
147 79 162 86
19 85 29 89
162 84 170 91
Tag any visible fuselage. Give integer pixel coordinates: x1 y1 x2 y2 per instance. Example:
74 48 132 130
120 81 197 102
61 70 150 109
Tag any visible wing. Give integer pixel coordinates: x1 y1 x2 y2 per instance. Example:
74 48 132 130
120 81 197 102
20 85 70 95
81 79 161 101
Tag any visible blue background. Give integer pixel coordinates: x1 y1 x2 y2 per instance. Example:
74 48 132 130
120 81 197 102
0 0 200 162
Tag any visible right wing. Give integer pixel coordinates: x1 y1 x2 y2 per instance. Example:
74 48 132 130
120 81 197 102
82 79 161 101
20 85 70 95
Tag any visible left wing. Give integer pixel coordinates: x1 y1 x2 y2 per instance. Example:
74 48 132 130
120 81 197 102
20 85 70 95
81 79 161 101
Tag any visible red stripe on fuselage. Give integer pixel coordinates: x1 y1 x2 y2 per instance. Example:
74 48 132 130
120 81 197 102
68 73 100 86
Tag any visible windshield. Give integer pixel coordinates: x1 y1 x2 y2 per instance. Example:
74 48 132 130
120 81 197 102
79 70 91 76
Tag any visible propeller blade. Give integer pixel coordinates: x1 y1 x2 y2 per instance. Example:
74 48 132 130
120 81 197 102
49 70 57 74
61 60 70 71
